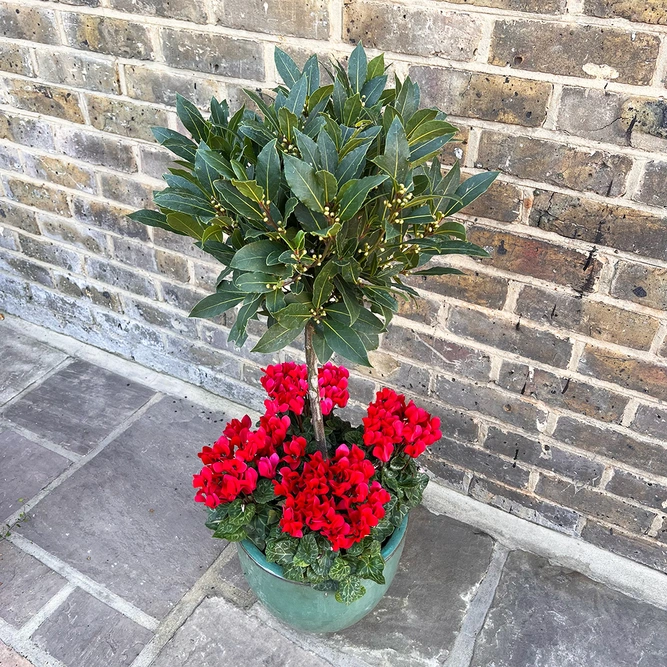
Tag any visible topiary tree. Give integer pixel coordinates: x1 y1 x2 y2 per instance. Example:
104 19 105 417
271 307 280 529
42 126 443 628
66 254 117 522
130 44 497 457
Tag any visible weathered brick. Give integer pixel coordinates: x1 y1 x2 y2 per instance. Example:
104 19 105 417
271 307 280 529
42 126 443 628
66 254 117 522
344 0 484 60
200 322 280 366
123 295 197 337
54 272 123 312
412 66 551 128
0 247 53 287
631 403 667 440
160 281 204 312
622 99 667 147
485 426 604 484
0 42 34 76
463 177 523 223
62 13 154 60
467 225 602 293
430 436 531 489
383 325 492 381
86 257 157 298
0 201 40 234
99 173 155 209
469 476 581 534
86 95 170 142
423 453 469 492
22 153 96 194
0 227 18 251
192 261 219 291
448 305 573 368
409 270 509 310
38 214 109 256
0 112 54 151
634 161 667 208
554 414 667 476
396 293 440 326
583 0 667 24
611 261 667 311
138 145 174 180
434 373 549 431
556 87 629 145
0 4 59 44
108 0 207 23
34 50 120 94
3 177 70 216
124 65 225 108
530 190 667 261
216 0 329 39
380 361 431 397
476 131 633 197
165 333 243 377
72 197 147 241
498 361 627 423
582 520 667 574
55 128 137 173
112 237 157 272
535 474 656 534
0 79 84 124
151 227 209 260
18 234 82 273
155 249 190 283
489 20 660 86
606 469 667 512
0 144 21 171
450 0 565 9
440 125 469 165
517 286 660 350
160 28 264 80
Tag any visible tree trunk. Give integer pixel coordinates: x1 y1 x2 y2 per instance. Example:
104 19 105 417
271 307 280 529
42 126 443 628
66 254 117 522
304 321 327 458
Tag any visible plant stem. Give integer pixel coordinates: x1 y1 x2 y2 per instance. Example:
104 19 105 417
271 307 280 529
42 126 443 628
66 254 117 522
304 321 327 458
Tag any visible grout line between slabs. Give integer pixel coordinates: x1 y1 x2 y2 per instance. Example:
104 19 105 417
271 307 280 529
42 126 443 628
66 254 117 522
6 533 160 632
2 393 165 531
0 617 66 667
16 582 77 641
129 544 244 667
0 419 82 464
443 544 510 667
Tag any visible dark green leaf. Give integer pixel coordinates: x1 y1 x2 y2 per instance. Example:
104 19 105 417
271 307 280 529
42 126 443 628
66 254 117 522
333 276 360 324
372 116 410 184
165 212 206 239
445 171 499 216
228 294 263 346
214 180 264 221
274 302 313 329
348 42 367 94
254 478 276 504
265 536 299 565
252 322 303 353
265 289 287 314
317 129 338 174
366 53 385 79
234 272 279 293
197 146 235 180
293 533 319 567
284 74 308 116
335 576 366 604
360 74 387 108
357 553 386 585
151 127 197 162
189 285 245 318
210 97 229 126
334 143 369 185
313 261 338 308
312 327 333 363
412 267 465 276
255 139 281 200
154 191 215 218
316 170 338 204
302 54 320 95
294 128 321 169
336 175 388 221
328 557 351 581
274 48 301 88
283 154 324 212
393 76 420 123
231 179 265 204
230 240 286 272
176 94 209 143
320 318 370 366
342 93 362 126
127 209 175 233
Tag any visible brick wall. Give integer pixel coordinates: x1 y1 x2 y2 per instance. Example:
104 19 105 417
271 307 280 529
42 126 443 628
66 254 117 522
1 0 666 571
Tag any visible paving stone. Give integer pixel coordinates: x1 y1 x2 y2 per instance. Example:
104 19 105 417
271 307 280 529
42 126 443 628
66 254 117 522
471 550 667 667
32 588 152 667
17 398 228 618
0 540 66 627
152 596 330 667
326 506 494 665
4 359 155 455
0 428 70 521
0 641 33 667
0 331 67 406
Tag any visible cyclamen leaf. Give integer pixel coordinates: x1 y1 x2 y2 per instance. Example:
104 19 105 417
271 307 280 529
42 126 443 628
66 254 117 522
328 557 351 582
336 576 366 605
294 533 319 566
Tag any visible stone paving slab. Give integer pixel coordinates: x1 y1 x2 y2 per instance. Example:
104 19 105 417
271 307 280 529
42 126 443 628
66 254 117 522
3 359 156 455
17 397 228 619
0 335 67 407
151 596 330 667
0 428 70 522
325 506 495 666
32 588 152 667
0 641 33 667
0 541 66 627
470 550 667 667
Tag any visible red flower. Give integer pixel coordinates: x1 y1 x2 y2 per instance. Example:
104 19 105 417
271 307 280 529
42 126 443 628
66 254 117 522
258 452 280 479
318 363 349 415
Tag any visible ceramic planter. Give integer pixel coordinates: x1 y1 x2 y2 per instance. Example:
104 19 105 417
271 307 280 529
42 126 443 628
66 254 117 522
236 515 409 633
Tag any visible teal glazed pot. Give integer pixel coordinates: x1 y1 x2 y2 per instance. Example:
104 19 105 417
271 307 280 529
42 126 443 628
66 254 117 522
237 515 409 633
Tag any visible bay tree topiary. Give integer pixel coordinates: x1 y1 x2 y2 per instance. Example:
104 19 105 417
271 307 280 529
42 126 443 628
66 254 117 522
130 44 497 455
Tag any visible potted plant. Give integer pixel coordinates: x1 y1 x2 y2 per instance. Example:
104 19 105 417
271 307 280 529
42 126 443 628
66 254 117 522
130 44 496 632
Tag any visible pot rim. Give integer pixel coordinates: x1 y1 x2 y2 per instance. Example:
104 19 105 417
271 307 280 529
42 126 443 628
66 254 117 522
238 514 409 586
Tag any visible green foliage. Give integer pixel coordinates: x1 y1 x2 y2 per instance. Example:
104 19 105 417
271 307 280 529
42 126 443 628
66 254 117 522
132 47 497 365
